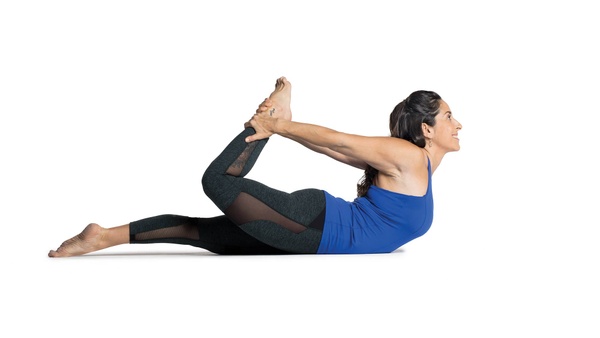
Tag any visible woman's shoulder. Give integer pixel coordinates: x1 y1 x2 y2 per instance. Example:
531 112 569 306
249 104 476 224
373 145 429 196
392 140 428 172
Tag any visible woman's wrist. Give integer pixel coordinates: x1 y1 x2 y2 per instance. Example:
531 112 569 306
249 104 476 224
272 118 288 136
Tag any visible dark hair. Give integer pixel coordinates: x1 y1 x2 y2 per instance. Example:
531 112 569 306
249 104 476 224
356 90 442 197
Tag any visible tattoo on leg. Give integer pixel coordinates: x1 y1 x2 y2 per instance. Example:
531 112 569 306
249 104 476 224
269 108 275 116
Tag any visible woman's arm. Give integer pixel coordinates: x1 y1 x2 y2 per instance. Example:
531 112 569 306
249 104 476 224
286 135 368 170
250 99 366 169
247 116 422 175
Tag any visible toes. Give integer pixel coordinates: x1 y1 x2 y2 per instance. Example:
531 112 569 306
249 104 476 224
48 249 61 258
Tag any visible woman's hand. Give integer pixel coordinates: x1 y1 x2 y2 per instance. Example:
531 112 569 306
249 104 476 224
245 112 279 143
244 99 278 143
243 98 272 128
255 98 273 114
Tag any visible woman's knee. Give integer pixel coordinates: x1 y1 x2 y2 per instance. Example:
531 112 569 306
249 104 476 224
201 168 221 200
202 168 241 210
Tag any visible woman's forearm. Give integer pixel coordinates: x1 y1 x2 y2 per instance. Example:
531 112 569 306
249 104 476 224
273 120 368 169
246 114 368 169
274 120 345 151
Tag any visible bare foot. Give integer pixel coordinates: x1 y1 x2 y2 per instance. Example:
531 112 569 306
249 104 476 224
48 223 108 257
266 76 292 121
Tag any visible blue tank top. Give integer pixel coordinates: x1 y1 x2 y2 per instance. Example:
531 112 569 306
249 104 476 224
317 159 434 254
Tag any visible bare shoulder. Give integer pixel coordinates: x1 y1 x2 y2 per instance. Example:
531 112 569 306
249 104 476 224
335 133 425 177
375 144 430 196
382 137 427 173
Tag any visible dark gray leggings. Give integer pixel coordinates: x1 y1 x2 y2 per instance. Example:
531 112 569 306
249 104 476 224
129 128 326 254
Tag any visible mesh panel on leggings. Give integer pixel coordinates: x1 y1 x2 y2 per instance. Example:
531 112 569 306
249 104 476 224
133 222 200 241
224 192 307 234
226 142 258 177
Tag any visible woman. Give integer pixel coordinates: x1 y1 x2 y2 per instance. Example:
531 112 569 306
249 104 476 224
48 77 462 257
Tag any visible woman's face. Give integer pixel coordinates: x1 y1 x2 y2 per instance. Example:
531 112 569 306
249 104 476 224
432 100 462 152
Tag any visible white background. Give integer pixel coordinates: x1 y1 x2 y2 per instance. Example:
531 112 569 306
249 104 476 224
1 1 599 337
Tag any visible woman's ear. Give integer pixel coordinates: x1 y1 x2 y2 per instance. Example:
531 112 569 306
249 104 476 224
421 123 434 139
